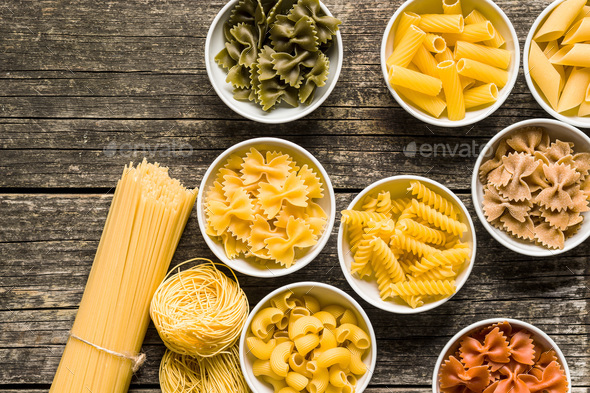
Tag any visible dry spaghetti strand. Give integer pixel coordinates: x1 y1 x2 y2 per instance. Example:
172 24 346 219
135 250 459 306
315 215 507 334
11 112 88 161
50 159 197 393
150 259 249 357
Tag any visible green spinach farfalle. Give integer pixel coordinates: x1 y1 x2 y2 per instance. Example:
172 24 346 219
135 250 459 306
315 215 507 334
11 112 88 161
215 0 341 111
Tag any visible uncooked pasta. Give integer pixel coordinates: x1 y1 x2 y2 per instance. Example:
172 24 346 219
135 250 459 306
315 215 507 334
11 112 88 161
150 259 249 357
49 159 197 393
159 344 250 393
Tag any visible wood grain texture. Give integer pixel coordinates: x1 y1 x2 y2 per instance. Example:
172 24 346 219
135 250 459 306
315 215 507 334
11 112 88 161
0 0 589 391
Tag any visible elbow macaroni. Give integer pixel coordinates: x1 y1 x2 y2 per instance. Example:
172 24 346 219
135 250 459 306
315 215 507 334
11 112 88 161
247 291 371 393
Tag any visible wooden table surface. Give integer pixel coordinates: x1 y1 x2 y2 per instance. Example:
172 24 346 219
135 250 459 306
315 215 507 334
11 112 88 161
0 0 588 392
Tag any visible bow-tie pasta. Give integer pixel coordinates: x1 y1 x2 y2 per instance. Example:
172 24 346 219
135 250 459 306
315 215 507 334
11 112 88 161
215 0 341 111
439 321 568 393
205 147 328 268
480 126 590 249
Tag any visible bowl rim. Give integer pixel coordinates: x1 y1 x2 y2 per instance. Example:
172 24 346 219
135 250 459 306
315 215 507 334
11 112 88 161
204 0 344 124
238 281 378 393
379 0 520 128
431 317 572 393
337 175 477 314
471 118 590 257
523 0 590 129
196 137 336 278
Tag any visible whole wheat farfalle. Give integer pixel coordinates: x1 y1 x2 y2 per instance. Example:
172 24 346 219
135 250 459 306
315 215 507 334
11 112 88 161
534 163 580 212
505 127 547 155
483 186 531 223
480 127 590 249
491 153 539 202
479 139 510 183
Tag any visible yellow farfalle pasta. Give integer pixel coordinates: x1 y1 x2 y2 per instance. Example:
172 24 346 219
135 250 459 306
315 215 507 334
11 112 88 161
341 180 472 309
205 147 328 268
247 291 372 393
385 1 512 120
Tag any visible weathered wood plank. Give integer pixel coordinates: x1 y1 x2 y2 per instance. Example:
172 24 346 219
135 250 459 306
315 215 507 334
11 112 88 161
0 124 565 190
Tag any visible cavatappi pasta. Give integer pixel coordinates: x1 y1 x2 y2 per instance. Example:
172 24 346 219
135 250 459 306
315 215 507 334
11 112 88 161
246 291 371 393
386 0 513 120
528 0 590 116
341 180 472 309
205 147 328 268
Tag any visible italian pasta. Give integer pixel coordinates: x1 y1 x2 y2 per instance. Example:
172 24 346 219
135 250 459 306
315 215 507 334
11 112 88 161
341 180 472 308
438 321 568 393
528 0 590 115
247 291 372 393
205 147 328 268
479 126 590 249
386 1 512 120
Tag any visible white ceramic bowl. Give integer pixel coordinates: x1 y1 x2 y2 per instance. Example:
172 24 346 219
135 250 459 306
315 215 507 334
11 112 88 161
432 318 572 393
524 0 590 128
380 0 519 127
337 175 477 314
205 0 343 124
197 137 336 277
472 118 590 257
239 282 377 393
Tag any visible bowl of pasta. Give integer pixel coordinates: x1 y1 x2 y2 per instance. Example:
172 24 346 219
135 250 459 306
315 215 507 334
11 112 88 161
524 0 590 128
472 119 590 256
337 175 477 314
197 137 336 278
205 0 343 124
239 282 377 393
433 318 571 393
380 0 519 127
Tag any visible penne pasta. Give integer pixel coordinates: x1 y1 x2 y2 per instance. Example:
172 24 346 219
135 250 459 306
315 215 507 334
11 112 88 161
563 17 590 44
442 0 462 15
528 40 564 110
586 83 590 102
424 33 447 53
396 86 447 118
534 0 587 42
456 58 509 87
543 40 566 81
557 67 590 112
419 14 464 34
438 60 465 120
394 12 422 48
443 21 495 46
389 65 443 96
579 100 590 116
549 43 590 67
464 83 498 108
387 25 426 68
412 45 440 77
454 41 511 69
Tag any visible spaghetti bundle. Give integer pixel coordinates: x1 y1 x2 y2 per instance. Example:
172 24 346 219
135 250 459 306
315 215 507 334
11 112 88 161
50 159 197 393
150 259 249 357
159 345 249 393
